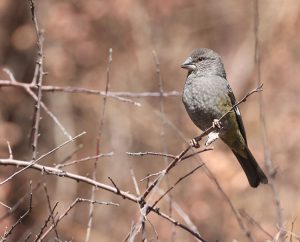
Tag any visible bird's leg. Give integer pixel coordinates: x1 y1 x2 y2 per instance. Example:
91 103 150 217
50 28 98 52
212 119 222 130
189 138 200 148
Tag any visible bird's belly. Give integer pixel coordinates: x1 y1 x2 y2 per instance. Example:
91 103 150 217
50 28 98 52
182 82 224 131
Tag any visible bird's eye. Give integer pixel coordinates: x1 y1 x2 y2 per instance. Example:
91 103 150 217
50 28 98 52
198 57 205 61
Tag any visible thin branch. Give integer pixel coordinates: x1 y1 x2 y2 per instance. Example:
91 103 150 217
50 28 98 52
85 48 112 242
6 141 13 159
0 180 43 222
254 0 283 240
0 158 138 201
130 169 141 196
157 188 201 237
203 167 256 242
0 132 86 185
0 201 11 210
34 202 59 242
38 198 118 242
26 87 72 140
0 79 179 100
29 0 45 160
43 185 60 240
1 182 32 241
56 152 114 169
0 158 207 241
149 206 206 242
126 151 176 159
55 144 83 166
151 164 204 208
240 209 273 239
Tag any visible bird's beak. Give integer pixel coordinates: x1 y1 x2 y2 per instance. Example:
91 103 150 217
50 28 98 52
181 57 196 71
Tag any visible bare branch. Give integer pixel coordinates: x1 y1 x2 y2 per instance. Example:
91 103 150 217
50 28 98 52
254 0 283 240
85 48 113 242
126 151 176 159
0 132 86 185
38 198 118 241
29 0 45 160
151 164 204 208
6 141 13 159
34 202 59 242
56 152 114 169
43 185 60 240
1 181 32 241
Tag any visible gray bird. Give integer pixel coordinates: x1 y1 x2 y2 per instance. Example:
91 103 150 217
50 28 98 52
181 48 268 188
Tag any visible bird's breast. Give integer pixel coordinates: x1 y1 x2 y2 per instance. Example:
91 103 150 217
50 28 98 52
182 75 227 130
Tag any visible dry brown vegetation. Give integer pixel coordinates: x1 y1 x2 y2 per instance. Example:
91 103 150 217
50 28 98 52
0 0 300 241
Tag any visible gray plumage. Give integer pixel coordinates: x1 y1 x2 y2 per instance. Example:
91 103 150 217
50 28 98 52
181 48 268 188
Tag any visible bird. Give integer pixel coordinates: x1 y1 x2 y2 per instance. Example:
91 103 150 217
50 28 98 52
181 48 268 188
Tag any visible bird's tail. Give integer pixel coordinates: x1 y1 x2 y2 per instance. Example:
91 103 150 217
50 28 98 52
232 146 268 188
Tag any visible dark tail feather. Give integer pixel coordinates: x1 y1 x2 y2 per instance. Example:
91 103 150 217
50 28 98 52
232 146 268 188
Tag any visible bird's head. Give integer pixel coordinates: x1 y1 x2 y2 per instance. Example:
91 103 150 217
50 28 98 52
181 48 226 78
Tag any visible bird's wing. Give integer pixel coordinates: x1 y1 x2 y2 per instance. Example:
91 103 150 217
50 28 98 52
226 84 248 144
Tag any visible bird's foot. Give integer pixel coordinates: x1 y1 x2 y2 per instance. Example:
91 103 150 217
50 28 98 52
205 131 219 146
212 119 222 129
189 138 200 148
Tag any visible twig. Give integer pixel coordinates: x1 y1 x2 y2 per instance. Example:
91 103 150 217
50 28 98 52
29 0 45 161
55 144 83 166
0 201 11 210
0 180 43 222
0 79 179 100
204 167 256 242
254 0 283 240
56 152 114 169
34 202 59 242
6 141 13 159
0 158 138 201
140 146 191 202
153 51 174 237
138 147 212 182
26 87 72 140
240 209 273 239
151 164 204 208
37 198 118 242
126 151 176 159
0 132 86 185
1 181 32 241
85 48 112 242
130 169 141 196
157 188 201 237
43 185 60 240
0 158 207 241
149 206 206 242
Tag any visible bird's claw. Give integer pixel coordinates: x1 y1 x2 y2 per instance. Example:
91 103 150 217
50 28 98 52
189 138 200 148
212 119 222 129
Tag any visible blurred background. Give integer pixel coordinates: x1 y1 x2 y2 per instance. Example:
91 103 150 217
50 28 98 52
0 0 300 241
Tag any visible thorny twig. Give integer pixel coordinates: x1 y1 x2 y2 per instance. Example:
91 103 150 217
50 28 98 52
1 182 32 241
254 1 283 241
37 198 118 241
56 152 114 169
34 202 59 242
29 0 45 160
43 185 60 240
0 132 86 185
85 48 113 242
0 158 207 241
